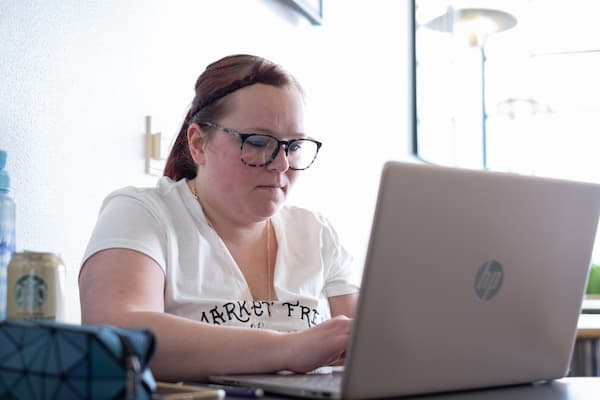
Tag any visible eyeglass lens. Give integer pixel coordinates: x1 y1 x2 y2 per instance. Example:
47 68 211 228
242 135 319 170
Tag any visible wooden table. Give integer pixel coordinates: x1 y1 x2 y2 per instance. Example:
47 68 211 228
577 314 600 339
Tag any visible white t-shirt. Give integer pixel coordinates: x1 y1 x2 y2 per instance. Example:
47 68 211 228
81 177 359 332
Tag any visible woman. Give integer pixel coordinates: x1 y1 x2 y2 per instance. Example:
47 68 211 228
79 54 359 381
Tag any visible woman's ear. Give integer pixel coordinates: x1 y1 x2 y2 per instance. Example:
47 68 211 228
187 123 209 165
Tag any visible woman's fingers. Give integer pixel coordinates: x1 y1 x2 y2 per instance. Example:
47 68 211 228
283 316 353 373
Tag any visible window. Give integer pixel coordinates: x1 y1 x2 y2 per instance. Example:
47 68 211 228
411 0 600 262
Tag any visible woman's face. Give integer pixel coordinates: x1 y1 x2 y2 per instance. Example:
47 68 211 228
195 83 307 223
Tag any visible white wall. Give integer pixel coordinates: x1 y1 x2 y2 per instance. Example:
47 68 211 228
0 0 412 322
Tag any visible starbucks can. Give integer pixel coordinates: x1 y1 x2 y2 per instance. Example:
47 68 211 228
6 251 65 321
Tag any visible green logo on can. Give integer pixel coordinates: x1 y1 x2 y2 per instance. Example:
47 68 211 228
15 275 47 308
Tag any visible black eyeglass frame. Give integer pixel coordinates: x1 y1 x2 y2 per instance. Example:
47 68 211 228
199 122 323 170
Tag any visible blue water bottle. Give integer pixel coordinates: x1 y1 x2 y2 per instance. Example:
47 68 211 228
0 150 16 320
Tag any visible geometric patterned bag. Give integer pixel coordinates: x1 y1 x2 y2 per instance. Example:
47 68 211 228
0 319 156 399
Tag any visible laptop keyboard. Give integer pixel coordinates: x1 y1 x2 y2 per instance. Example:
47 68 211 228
264 373 343 391
226 371 343 394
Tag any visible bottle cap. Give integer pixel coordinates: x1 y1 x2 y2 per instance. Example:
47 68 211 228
0 150 10 191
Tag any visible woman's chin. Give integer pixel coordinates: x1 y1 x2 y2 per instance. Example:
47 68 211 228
254 201 283 220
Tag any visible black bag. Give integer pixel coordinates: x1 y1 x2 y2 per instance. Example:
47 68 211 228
0 319 156 399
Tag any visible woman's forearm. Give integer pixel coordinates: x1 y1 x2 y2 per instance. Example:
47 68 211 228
85 310 288 381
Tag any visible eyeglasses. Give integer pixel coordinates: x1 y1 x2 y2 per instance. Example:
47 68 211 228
200 122 322 170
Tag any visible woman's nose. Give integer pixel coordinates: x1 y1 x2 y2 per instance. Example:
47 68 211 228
268 144 290 172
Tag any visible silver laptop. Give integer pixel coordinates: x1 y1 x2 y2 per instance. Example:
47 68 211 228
210 161 600 399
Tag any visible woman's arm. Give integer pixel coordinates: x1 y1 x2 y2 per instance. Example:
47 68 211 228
328 293 359 318
79 248 351 381
323 293 358 366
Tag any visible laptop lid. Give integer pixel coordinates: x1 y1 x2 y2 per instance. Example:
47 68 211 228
210 161 600 399
342 161 600 399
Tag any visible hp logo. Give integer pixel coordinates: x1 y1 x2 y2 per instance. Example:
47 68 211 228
474 260 504 300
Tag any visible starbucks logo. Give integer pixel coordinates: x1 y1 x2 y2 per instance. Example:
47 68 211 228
15 275 48 308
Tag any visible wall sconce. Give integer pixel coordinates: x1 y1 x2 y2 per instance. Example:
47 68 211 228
145 115 165 176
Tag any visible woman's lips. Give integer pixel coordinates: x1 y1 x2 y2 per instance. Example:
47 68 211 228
257 184 285 192
259 185 282 189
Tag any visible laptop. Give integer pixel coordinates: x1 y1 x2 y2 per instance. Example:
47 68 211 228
209 161 600 399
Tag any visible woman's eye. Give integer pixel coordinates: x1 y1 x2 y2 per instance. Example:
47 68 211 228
246 135 271 148
289 142 303 152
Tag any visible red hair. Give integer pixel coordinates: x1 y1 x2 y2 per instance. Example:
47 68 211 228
163 55 303 181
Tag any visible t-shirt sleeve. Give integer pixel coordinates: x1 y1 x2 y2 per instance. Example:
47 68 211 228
80 191 168 272
319 215 361 298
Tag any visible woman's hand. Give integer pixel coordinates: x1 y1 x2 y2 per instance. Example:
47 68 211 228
281 315 352 373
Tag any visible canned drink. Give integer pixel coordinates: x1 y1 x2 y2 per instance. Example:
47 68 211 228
6 251 65 321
